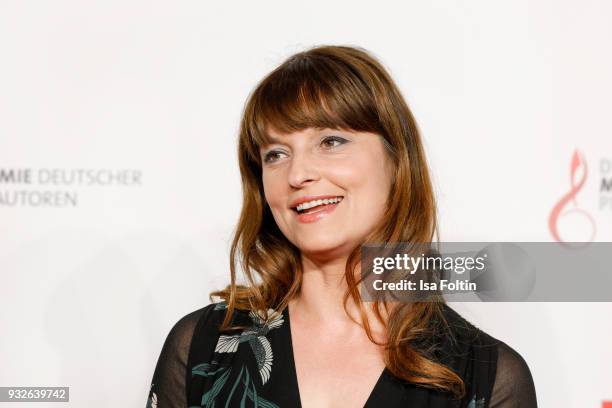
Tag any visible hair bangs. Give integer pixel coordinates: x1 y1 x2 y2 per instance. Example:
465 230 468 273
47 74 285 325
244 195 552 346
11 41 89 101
243 53 383 162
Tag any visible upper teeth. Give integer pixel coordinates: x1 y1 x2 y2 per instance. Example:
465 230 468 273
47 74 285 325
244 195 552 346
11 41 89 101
296 197 343 211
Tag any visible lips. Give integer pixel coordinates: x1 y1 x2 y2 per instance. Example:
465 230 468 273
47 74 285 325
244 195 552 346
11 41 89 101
289 194 344 211
290 195 344 223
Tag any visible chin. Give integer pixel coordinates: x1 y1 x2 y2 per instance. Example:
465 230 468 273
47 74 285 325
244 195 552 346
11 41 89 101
294 236 355 260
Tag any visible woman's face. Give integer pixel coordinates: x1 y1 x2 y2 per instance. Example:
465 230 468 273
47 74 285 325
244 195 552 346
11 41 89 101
260 127 393 260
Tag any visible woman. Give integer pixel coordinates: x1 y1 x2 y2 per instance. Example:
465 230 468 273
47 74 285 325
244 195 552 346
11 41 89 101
147 45 537 408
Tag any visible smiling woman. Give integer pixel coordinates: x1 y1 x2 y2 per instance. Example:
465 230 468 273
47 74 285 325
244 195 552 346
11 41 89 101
147 45 537 408
259 127 392 257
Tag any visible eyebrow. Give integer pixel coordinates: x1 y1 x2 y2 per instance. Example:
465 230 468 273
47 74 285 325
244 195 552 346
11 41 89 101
257 140 279 157
262 127 336 146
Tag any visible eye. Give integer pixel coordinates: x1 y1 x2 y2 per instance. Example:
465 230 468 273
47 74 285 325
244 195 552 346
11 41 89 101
263 150 287 164
320 135 348 149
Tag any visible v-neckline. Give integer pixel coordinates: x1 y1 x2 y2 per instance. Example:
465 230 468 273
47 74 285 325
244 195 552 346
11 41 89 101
283 303 388 408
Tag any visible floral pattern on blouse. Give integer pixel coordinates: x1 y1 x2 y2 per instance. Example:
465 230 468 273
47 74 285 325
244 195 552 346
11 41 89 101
214 305 284 385
146 384 157 408
189 302 284 408
467 395 486 408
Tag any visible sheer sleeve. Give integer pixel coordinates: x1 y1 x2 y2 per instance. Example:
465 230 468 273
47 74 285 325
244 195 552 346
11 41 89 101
147 308 208 408
489 341 538 408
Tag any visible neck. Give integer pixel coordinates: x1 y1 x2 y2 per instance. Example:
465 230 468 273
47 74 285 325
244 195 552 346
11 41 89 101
294 253 350 322
290 252 388 337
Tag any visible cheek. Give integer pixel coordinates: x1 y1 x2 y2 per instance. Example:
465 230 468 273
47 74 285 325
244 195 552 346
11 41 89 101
330 155 391 196
262 170 287 211
329 154 391 220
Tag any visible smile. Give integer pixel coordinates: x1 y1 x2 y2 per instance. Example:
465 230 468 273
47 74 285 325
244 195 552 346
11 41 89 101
295 196 343 212
290 196 344 223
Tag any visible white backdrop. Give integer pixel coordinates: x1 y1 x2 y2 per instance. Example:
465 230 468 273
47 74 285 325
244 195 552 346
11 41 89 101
1 1 611 407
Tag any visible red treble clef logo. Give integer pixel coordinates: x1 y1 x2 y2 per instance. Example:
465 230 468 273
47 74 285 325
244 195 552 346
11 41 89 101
548 149 596 246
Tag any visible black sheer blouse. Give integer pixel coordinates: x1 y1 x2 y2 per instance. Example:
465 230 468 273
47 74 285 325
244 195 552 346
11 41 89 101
147 302 537 408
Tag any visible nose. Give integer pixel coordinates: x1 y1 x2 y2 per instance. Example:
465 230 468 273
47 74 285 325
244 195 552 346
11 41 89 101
287 152 319 188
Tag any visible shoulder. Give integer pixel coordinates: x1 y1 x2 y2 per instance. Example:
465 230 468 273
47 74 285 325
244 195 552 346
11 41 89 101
165 305 215 346
490 341 537 407
439 304 499 350
436 304 499 384
160 303 227 358
169 306 211 337
148 304 225 407
440 304 535 371
495 341 533 379
168 301 232 338
440 305 537 407
155 304 227 374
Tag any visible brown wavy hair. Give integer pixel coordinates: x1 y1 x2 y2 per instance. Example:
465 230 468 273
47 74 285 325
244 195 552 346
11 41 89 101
210 45 465 398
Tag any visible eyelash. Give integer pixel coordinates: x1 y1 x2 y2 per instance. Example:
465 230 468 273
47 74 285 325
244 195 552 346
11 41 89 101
320 135 348 149
262 135 349 164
